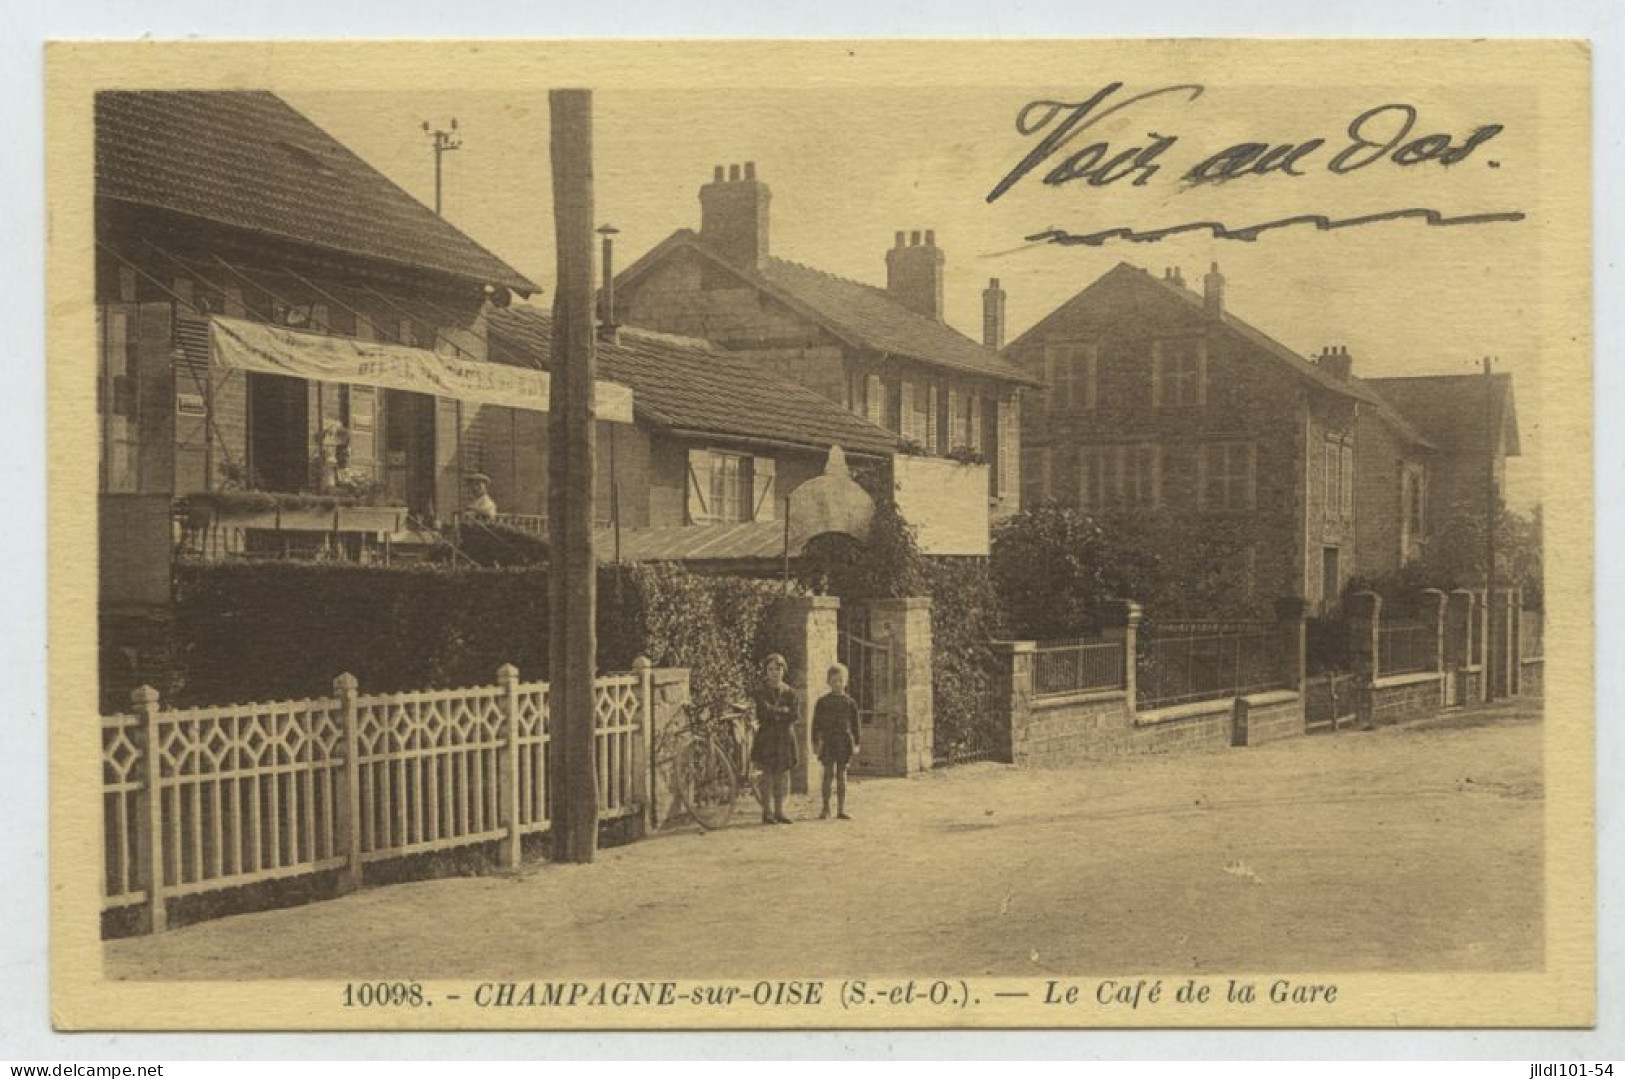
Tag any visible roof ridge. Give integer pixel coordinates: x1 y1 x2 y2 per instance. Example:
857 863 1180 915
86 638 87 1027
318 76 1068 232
765 254 994 352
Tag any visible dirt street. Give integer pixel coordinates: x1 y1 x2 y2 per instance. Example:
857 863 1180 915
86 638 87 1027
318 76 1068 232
106 699 1542 980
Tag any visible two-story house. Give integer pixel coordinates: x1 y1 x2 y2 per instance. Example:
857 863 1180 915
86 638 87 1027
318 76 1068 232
612 163 1041 522
1008 261 1447 614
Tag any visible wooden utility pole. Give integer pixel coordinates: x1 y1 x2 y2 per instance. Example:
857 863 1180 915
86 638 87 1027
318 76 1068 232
547 89 600 862
1483 356 1498 701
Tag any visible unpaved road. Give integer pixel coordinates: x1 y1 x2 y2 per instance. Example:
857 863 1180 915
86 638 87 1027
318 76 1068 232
107 699 1541 979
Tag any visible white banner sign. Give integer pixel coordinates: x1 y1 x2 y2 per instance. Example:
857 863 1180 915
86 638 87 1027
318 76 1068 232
208 316 634 423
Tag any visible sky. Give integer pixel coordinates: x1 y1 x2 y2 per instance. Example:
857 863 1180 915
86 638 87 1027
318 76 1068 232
286 77 1544 507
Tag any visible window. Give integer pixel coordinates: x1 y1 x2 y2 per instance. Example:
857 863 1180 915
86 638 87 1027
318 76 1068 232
900 380 931 446
965 394 984 452
98 307 139 493
1401 463 1427 557
708 452 750 523
1152 338 1207 408
1199 442 1256 510
863 373 884 426
1324 438 1354 522
1043 342 1097 412
687 448 757 524
1078 444 1161 511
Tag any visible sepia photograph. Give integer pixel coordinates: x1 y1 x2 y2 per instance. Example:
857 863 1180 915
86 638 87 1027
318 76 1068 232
44 38 1592 1030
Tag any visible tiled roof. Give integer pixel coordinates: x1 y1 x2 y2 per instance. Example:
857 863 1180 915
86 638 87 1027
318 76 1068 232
487 305 899 457
619 231 1039 386
96 91 536 295
594 520 788 564
1363 373 1520 457
1010 263 1436 448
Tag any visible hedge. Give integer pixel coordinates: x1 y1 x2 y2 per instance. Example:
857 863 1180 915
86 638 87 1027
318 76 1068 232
168 559 788 710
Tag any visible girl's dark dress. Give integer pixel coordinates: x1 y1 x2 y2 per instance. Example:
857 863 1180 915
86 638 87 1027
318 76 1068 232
751 682 800 773
812 692 861 765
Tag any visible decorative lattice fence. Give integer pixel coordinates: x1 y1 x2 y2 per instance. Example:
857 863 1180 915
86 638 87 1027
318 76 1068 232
102 665 652 933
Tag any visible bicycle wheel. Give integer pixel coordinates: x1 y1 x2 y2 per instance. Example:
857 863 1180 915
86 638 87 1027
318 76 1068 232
674 738 737 831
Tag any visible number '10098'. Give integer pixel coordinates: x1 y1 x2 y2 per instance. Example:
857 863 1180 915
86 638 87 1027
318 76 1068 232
342 982 426 1007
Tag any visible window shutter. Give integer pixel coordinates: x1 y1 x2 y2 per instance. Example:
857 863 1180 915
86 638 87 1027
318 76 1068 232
925 384 939 451
1151 342 1164 408
968 395 984 451
997 395 1017 498
1342 444 1355 517
1247 442 1258 510
864 374 884 425
899 379 917 442
686 447 715 523
752 455 777 522
946 388 962 447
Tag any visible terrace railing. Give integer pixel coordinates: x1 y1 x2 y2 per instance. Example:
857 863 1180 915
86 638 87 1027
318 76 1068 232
101 664 652 934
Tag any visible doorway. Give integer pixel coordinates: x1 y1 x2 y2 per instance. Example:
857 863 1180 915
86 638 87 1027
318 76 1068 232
383 389 437 519
247 373 310 493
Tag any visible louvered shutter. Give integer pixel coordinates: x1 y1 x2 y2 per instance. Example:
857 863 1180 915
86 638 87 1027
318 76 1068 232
998 395 1017 499
752 455 777 522
946 388 962 449
968 395 984 451
687 447 715 523
925 384 939 451
864 374 884 425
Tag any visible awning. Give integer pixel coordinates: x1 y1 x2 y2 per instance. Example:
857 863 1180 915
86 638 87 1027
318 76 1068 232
208 316 634 423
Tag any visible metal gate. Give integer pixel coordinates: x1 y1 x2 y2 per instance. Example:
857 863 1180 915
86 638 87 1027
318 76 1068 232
1304 672 1360 733
837 622 899 777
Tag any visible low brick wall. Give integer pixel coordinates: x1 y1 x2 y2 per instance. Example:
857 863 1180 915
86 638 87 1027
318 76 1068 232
1454 665 1484 706
1129 699 1235 755
1012 691 1132 766
1369 671 1447 726
1237 690 1306 745
1520 657 1544 697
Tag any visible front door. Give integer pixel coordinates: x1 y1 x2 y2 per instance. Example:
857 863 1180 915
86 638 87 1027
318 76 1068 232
383 390 436 520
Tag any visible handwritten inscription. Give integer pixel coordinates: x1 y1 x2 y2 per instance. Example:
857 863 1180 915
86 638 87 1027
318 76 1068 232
988 83 1517 246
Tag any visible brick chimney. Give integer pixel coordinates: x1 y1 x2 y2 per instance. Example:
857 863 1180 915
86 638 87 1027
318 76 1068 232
886 229 946 321
1162 266 1186 288
1316 344 1353 380
1203 261 1224 316
699 161 771 270
982 277 1006 348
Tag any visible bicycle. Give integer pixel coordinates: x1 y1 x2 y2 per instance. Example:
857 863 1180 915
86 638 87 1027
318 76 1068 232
654 699 763 831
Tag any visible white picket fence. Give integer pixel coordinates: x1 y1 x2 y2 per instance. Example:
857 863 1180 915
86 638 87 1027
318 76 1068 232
102 663 653 933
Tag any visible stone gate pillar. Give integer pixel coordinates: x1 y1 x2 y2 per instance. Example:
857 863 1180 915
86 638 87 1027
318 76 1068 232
867 597 935 775
773 595 840 793
1447 589 1476 704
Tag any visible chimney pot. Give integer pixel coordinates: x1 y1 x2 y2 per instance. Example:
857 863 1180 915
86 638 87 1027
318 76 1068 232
699 162 771 268
744 161 756 180
1316 345 1352 380
982 276 1007 349
887 229 947 321
1203 262 1224 316
925 229 936 246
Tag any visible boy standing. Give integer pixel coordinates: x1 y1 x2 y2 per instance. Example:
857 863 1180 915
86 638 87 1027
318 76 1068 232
812 663 861 820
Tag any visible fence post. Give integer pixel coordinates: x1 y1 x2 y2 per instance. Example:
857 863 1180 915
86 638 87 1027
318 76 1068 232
1510 588 1524 696
631 655 653 834
1098 600 1142 713
131 685 166 935
333 672 363 895
1273 596 1308 694
498 663 522 870
1349 590 1382 729
990 640 1035 764
1420 588 1449 707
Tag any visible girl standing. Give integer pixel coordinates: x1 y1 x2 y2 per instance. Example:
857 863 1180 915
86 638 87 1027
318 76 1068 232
751 653 800 825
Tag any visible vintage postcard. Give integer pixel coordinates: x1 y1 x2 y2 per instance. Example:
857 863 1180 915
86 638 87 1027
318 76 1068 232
46 39 1592 1030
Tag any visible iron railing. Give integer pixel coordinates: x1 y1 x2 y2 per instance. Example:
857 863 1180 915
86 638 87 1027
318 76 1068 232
1033 638 1126 697
1136 626 1284 709
1378 621 1437 676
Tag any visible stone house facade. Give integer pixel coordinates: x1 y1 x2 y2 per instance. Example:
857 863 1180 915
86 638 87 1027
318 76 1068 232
1007 261 1451 615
